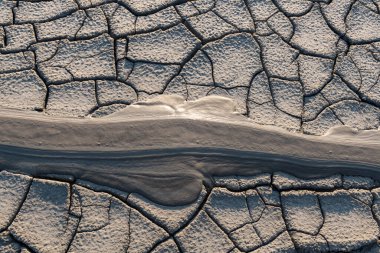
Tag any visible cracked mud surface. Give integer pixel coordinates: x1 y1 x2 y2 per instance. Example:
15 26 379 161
1 0 380 252
0 0 380 134
1 170 380 253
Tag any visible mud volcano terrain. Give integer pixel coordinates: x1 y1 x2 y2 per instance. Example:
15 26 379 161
1 0 380 252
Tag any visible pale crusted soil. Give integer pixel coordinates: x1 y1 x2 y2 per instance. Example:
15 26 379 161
0 0 380 134
1 170 380 253
1 1 380 252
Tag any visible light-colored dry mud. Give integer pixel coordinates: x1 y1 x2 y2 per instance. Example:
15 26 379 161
0 0 380 135
1 0 380 252
1 170 380 253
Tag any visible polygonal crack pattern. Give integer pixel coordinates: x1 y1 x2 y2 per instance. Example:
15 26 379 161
0 0 380 135
1 170 380 252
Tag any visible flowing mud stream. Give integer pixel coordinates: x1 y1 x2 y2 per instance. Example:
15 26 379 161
1 96 379 205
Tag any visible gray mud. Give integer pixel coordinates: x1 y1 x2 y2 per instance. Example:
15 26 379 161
1 96 379 205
